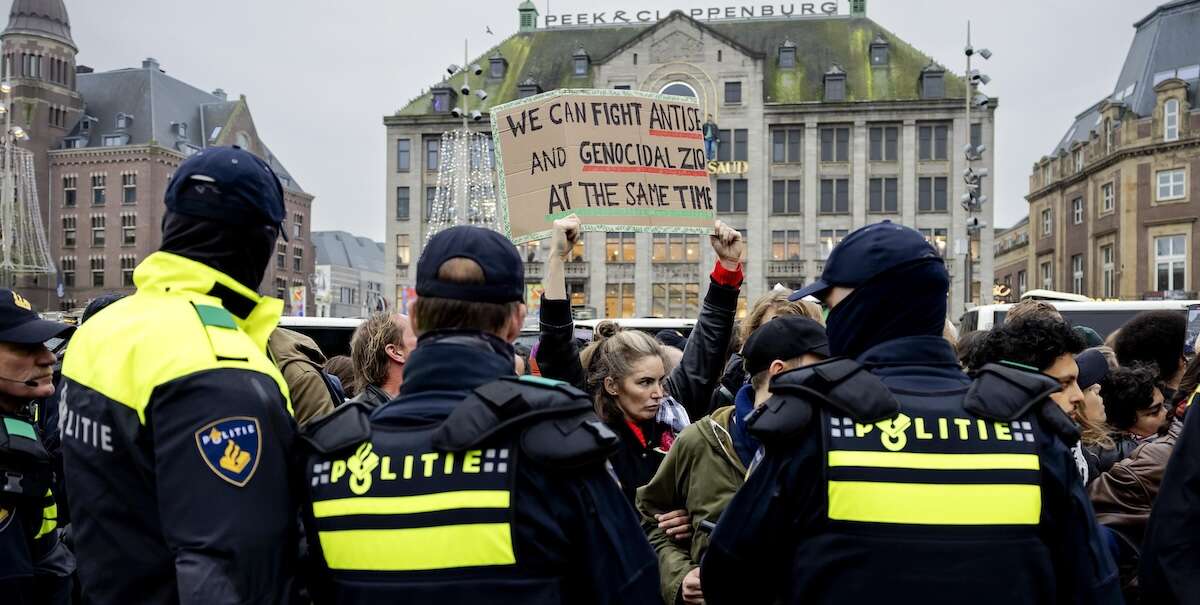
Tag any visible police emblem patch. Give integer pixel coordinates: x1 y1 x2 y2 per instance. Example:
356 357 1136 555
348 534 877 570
194 416 262 487
0 506 12 533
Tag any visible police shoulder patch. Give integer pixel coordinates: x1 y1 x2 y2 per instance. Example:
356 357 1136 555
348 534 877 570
194 416 262 487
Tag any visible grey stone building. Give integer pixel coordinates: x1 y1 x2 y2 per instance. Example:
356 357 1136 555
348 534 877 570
312 230 386 318
384 1 995 319
0 0 315 312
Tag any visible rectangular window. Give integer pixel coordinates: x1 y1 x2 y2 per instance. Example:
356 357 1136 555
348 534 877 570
396 138 411 172
396 234 411 266
90 215 105 247
1018 270 1027 296
820 126 850 162
1072 198 1083 224
425 186 437 222
1157 169 1186 201
275 278 287 301
771 230 802 261
920 228 949 257
717 129 731 162
1101 182 1114 213
62 216 76 248
771 180 801 215
1155 234 1187 291
918 177 948 213
276 242 286 269
91 257 105 288
724 81 742 104
971 122 982 150
396 187 410 221
121 173 136 205
293 213 303 240
63 176 77 207
1041 208 1053 236
1072 254 1084 294
606 232 636 262
729 129 748 162
771 128 802 163
121 213 136 246
425 138 440 172
1041 260 1053 289
819 178 850 214
121 256 136 287
651 283 700 319
869 126 899 161
573 57 587 76
1101 244 1115 298
60 257 75 287
293 247 303 272
1042 163 1051 187
869 177 898 213
918 125 949 160
605 283 636 318
91 174 106 205
1164 99 1180 142
819 229 849 259
651 234 700 262
1074 150 1084 174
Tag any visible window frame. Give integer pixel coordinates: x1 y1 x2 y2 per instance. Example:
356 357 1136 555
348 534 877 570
868 176 899 213
1071 254 1084 294
1154 234 1187 292
396 138 411 172
1157 168 1186 201
1164 98 1180 142
724 81 742 105
1041 208 1053 236
1101 182 1114 214
396 186 410 221
1072 197 1083 225
819 178 850 215
917 176 948 213
1101 243 1115 298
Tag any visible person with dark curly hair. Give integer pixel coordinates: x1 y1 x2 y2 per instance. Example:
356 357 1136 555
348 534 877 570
1113 310 1187 400
973 314 1087 418
1092 364 1168 471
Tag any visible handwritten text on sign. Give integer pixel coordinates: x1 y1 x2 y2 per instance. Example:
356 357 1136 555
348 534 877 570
491 90 714 243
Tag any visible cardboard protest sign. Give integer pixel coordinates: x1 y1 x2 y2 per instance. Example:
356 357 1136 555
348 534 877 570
490 89 714 243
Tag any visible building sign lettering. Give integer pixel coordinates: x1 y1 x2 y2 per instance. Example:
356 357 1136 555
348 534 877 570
707 160 748 176
543 3 840 28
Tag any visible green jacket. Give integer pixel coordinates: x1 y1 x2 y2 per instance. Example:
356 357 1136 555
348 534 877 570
635 406 748 605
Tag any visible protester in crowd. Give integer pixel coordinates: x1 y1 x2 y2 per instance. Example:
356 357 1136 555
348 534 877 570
701 221 1120 604
513 343 531 375
61 146 301 603
1075 347 1115 482
656 330 687 373
537 215 744 422
637 315 828 605
299 225 658 604
347 312 417 408
955 329 988 371
323 355 355 400
0 290 75 604
1075 325 1105 349
1006 298 1062 322
1170 352 1200 418
942 318 959 348
709 290 808 411
1093 364 1169 473
269 326 339 424
1113 310 1188 402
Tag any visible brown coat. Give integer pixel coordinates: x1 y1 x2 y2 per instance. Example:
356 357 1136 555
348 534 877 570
1089 419 1183 540
267 327 337 426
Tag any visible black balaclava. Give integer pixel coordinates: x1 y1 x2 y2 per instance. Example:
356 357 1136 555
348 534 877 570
825 259 950 359
159 210 279 291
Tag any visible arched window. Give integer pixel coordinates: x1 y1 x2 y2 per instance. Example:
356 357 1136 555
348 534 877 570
236 132 251 149
659 82 697 98
1164 98 1179 142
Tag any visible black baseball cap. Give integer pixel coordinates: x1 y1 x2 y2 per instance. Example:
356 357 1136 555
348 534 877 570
790 220 941 301
1076 348 1110 390
742 315 829 376
416 226 525 304
0 289 73 344
164 145 288 240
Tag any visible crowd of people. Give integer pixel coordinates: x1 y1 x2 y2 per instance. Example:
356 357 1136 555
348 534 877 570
2 144 1200 604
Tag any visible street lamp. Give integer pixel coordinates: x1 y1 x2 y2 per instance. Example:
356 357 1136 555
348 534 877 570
963 24 992 307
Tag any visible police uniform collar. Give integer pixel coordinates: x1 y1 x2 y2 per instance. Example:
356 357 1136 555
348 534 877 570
417 329 516 359
132 251 282 350
856 335 960 368
398 331 517 399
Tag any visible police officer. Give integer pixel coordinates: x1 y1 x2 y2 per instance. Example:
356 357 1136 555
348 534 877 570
300 226 659 604
0 289 73 604
700 221 1122 604
60 146 300 603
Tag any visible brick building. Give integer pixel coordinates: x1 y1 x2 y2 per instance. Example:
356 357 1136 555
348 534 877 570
0 0 315 312
385 0 996 320
1007 0 1200 301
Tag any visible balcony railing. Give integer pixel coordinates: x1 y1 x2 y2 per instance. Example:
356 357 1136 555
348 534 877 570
652 263 700 282
524 261 544 281
767 260 805 277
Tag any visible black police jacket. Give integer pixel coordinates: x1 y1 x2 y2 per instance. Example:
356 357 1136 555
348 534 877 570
300 331 660 605
701 336 1123 605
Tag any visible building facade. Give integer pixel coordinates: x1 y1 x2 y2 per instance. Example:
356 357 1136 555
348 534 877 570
385 1 995 319
0 0 315 313
993 216 1028 303
1012 0 1200 301
312 230 386 318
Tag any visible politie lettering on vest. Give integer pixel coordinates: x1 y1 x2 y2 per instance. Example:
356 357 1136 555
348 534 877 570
702 221 1124 605
299 224 659 604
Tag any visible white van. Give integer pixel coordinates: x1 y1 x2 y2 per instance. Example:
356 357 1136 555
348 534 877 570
960 300 1198 337
279 317 362 358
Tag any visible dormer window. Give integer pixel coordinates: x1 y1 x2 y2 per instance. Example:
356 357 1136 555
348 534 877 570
824 66 846 102
172 122 188 138
920 64 945 99
778 40 796 68
489 51 507 79
115 113 131 129
431 86 456 113
870 35 889 66
517 77 543 99
572 47 589 77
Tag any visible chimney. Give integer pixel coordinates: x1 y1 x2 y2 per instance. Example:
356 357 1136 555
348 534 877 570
75 65 93 74
142 57 160 71
212 88 227 101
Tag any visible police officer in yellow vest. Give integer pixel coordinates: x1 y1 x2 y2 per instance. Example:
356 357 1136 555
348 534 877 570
0 290 74 604
701 221 1122 604
300 226 659 604
60 146 300 604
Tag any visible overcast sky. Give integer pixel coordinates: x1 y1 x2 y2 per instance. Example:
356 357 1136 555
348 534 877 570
65 0 1165 239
